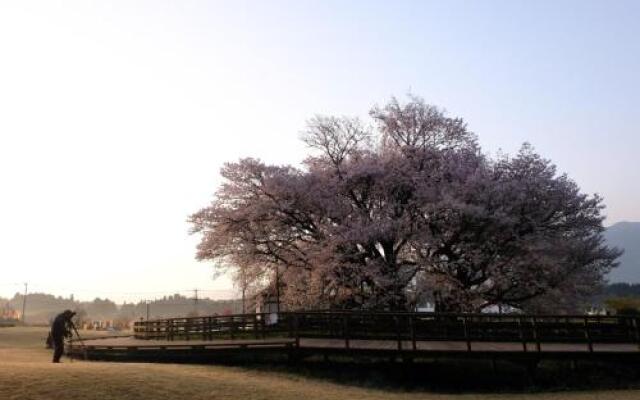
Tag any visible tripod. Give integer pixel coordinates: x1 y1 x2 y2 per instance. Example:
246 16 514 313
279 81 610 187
69 322 88 360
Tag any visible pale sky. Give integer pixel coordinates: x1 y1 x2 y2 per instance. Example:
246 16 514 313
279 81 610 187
1 1 639 302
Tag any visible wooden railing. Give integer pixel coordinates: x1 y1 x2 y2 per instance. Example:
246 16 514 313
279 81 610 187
133 311 640 352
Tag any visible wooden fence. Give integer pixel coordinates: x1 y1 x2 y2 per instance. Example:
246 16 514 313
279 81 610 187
133 311 640 353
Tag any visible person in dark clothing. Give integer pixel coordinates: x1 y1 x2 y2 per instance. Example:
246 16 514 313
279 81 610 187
50 310 76 363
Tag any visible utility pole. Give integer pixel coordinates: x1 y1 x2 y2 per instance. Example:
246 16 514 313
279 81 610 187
21 282 28 323
242 285 246 314
193 289 199 315
238 266 247 314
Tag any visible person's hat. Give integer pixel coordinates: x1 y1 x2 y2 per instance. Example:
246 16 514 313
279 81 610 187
63 309 76 317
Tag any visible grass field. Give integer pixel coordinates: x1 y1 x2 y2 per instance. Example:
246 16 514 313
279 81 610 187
1 326 640 400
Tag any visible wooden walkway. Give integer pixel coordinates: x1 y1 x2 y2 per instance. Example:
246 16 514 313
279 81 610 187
68 311 640 364
68 336 640 363
74 336 640 353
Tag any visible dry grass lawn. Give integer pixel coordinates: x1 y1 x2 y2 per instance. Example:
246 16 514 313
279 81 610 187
1 326 639 400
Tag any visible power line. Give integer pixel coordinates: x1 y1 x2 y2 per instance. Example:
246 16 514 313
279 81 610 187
16 285 235 296
1 282 241 307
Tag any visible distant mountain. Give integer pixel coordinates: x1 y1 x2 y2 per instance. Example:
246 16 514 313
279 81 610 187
605 221 640 283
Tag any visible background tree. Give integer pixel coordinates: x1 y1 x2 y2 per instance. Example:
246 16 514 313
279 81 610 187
604 297 640 315
190 96 620 313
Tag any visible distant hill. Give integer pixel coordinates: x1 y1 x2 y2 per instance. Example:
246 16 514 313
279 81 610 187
8 292 242 325
606 221 640 283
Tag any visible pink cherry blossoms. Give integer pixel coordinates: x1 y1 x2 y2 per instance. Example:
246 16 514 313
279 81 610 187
189 96 621 313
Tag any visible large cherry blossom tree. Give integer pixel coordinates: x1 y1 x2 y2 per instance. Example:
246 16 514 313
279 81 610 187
190 96 621 312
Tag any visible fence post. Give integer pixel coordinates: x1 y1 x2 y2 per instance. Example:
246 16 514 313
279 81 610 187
410 315 417 351
253 314 259 339
242 314 247 339
531 317 540 352
343 314 350 350
294 313 300 348
462 316 471 352
518 316 527 352
633 317 640 351
584 316 593 352
394 315 402 352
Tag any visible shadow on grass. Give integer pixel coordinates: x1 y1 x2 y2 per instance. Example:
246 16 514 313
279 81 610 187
226 357 640 394
78 348 640 393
